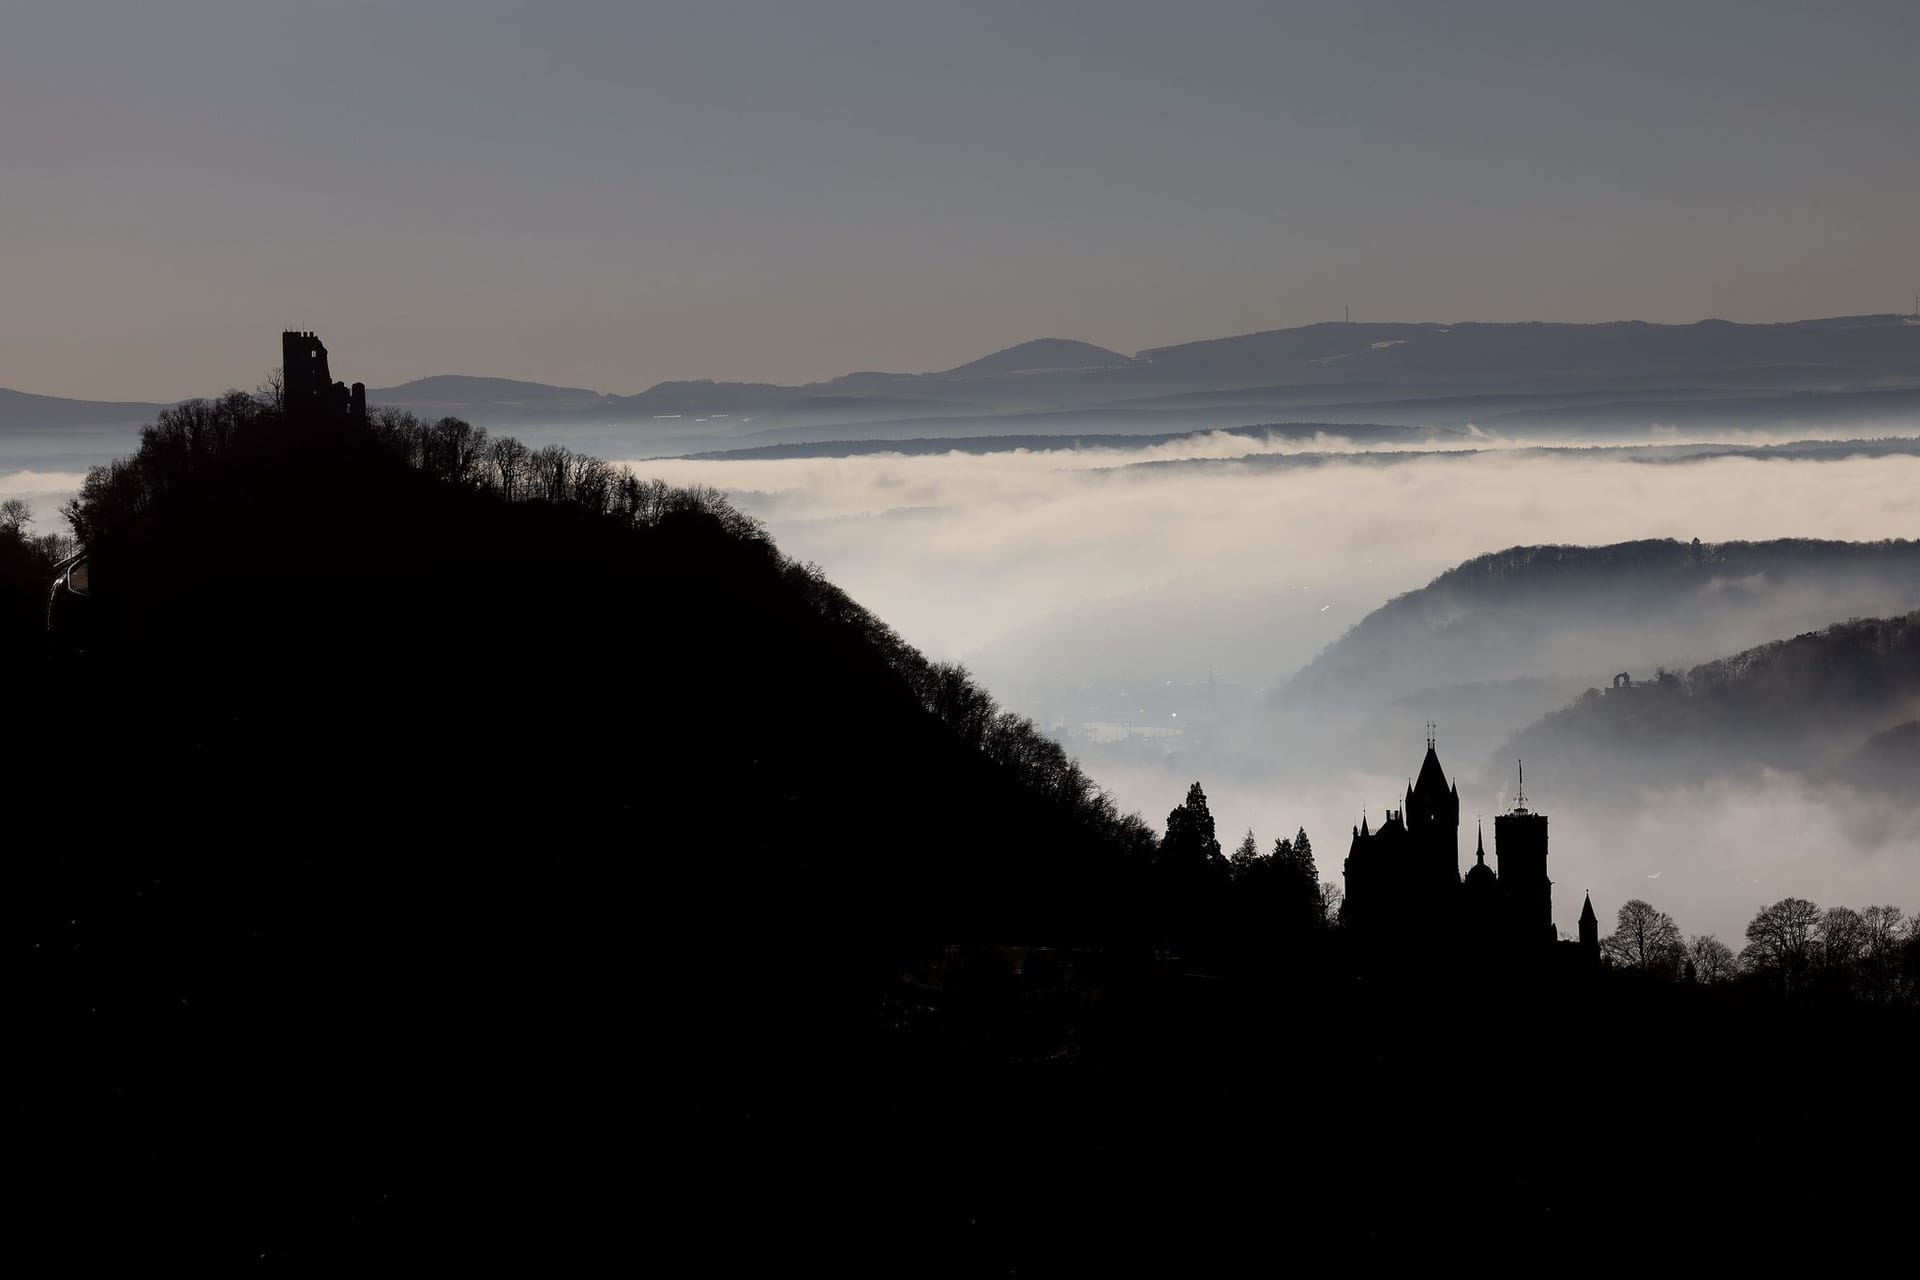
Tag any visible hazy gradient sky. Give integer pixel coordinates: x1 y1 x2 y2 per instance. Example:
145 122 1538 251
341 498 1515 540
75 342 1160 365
4 0 1918 400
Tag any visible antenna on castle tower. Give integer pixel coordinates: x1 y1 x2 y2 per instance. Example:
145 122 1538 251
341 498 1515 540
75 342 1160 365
1425 720 1437 750
1515 758 1527 811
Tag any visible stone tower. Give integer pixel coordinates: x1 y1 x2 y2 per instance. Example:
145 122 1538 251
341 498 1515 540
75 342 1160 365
1492 764 1554 948
282 331 366 426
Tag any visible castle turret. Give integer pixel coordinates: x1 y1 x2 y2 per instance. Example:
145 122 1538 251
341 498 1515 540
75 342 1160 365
1463 822 1496 893
1578 892 1600 963
1407 729 1460 886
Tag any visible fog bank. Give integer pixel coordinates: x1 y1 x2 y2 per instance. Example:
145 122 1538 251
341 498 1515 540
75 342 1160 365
638 432 1920 937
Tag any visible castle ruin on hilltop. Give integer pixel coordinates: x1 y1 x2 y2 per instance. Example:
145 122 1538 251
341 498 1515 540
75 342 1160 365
282 331 367 426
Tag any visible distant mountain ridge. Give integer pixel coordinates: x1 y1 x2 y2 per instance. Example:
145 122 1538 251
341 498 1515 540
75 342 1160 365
0 387 174 432
368 374 610 403
9 313 1920 436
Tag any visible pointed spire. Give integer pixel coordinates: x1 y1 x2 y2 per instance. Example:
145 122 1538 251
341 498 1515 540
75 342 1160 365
1579 891 1597 924
1475 819 1486 865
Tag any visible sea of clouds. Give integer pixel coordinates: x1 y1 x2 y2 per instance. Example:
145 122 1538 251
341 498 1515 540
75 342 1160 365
636 430 1920 942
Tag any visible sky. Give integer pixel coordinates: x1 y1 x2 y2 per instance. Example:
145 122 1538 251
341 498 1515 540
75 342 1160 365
2 0 1918 401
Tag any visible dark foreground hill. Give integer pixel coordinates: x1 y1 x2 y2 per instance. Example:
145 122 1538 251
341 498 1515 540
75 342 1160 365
5 398 1918 1267
4 398 1165 1264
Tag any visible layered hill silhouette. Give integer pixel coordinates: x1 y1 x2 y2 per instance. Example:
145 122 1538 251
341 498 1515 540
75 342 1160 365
12 314 1920 441
1251 537 1920 783
1504 611 1920 794
0 385 171 431
1283 537 1920 711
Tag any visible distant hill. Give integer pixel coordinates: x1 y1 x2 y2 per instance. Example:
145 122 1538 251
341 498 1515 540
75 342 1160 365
1137 314 1920 392
369 374 609 405
731 313 1920 425
777 394 986 417
16 314 1920 436
1503 612 1920 791
936 338 1134 379
1282 538 1920 712
0 386 172 431
1847 719 1920 796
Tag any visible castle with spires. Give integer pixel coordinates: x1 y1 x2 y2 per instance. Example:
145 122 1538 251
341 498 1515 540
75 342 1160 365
1343 730 1601 966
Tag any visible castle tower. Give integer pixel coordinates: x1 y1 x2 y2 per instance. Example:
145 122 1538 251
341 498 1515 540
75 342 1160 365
281 331 367 426
1492 762 1554 947
1406 726 1460 887
283 331 334 423
1578 892 1600 963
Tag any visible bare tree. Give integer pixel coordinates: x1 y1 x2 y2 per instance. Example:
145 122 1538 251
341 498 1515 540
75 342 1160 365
1318 881 1344 926
487 435 531 502
1856 905 1910 1002
424 417 488 486
0 498 31 539
529 445 574 504
1687 934 1740 984
1603 898 1685 976
1817 906 1868 975
1741 897 1822 992
571 455 615 514
255 366 284 411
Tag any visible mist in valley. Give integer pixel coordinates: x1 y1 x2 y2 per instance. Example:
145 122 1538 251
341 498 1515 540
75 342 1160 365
636 427 1920 939
10 418 1920 938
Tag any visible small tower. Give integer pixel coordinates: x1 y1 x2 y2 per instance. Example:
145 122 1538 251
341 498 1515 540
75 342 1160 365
1578 891 1600 963
1466 821 1497 890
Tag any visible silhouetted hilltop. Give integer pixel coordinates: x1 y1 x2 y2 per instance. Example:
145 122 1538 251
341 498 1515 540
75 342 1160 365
935 338 1134 378
1504 611 1920 791
369 372 610 406
1283 537 1920 711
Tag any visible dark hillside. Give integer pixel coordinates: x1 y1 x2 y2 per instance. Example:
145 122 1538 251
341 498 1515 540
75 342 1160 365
3 400 1152 1264
6 398 1918 1268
